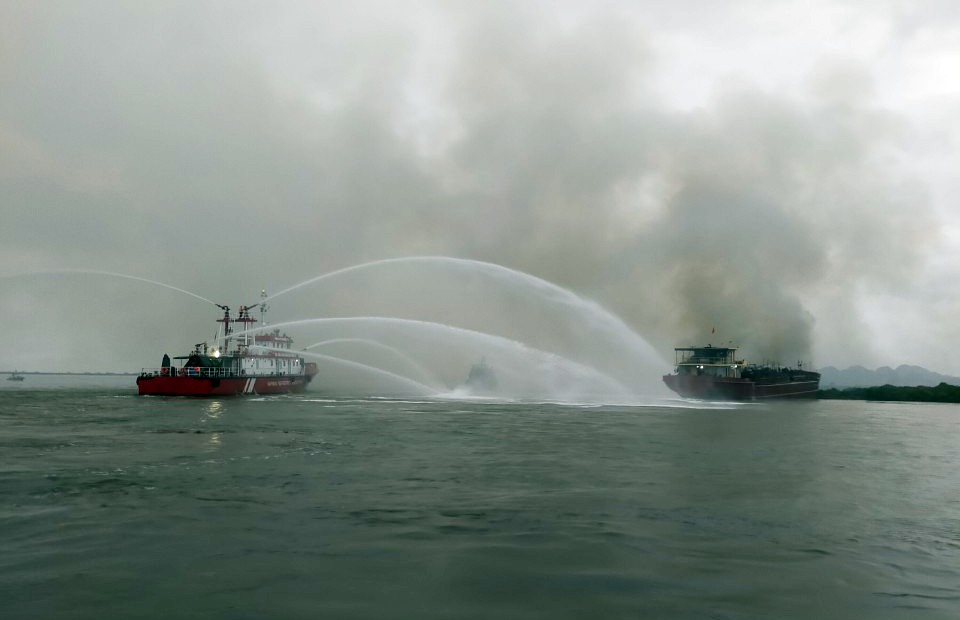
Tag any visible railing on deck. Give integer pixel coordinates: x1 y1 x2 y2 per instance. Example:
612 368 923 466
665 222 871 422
139 367 236 378
139 367 302 378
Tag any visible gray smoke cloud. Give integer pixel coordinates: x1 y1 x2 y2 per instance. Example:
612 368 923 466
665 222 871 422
0 1 946 378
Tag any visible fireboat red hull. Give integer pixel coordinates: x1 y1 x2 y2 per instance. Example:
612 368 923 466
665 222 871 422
137 373 313 396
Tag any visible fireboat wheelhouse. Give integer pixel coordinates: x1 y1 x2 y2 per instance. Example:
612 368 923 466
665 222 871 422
136 291 318 396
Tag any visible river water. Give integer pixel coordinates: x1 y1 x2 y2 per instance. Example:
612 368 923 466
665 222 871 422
2 377 958 619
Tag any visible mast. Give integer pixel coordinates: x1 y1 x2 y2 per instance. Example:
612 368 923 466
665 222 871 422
216 304 231 355
234 303 257 351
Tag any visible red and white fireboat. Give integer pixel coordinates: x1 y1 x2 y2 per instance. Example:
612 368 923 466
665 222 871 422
137 292 318 396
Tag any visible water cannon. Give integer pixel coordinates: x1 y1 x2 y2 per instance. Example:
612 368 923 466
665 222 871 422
235 304 257 324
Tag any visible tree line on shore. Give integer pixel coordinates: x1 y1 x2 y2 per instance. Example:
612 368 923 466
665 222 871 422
818 383 960 403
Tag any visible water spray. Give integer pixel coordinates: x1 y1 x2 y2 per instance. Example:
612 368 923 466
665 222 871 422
232 316 630 397
305 338 443 388
245 256 666 371
250 345 437 395
3 269 219 308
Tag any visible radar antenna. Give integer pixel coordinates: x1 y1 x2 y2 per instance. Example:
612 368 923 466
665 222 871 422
260 289 269 326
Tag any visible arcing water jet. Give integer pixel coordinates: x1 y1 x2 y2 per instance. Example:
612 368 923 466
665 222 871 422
233 316 630 400
305 338 443 389
250 345 437 395
249 256 667 378
3 269 219 307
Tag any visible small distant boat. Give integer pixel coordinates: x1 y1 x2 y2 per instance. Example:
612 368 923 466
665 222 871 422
662 345 820 400
464 357 498 394
7 371 25 382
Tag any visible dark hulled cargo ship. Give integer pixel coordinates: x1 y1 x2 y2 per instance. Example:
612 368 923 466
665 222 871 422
662 345 819 400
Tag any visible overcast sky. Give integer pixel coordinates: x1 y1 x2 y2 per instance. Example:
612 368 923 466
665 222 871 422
2 0 959 380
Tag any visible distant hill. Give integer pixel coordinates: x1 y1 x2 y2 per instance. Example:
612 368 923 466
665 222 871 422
818 365 960 388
